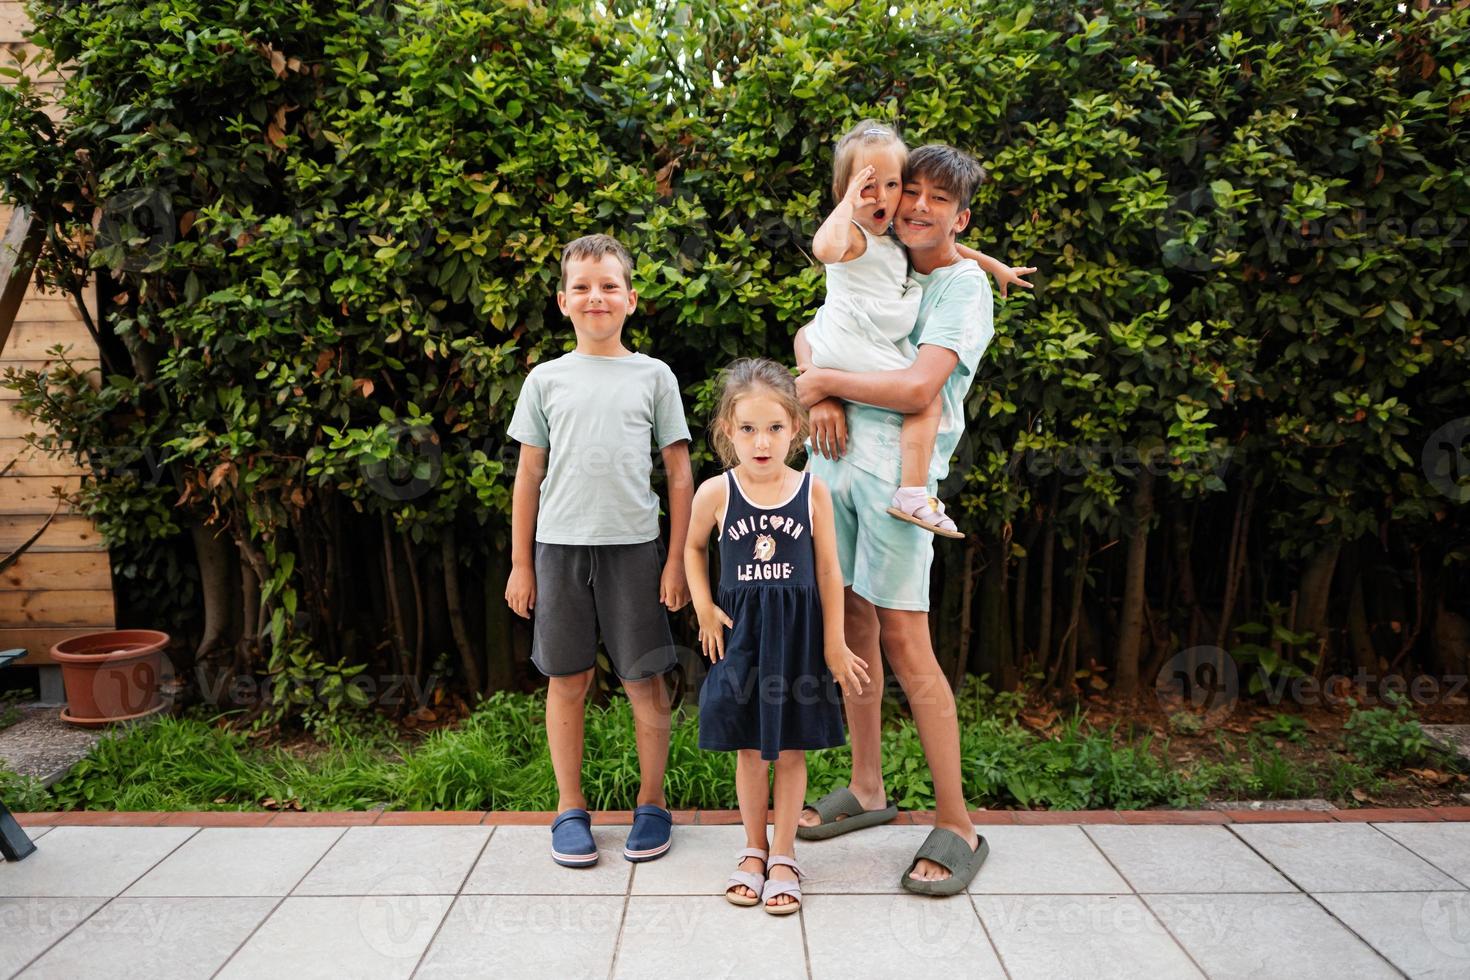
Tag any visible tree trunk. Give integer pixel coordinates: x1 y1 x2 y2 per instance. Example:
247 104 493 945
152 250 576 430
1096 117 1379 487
1297 542 1341 666
952 541 977 691
1433 590 1470 676
1012 553 1028 672
1389 547 1425 672
1114 471 1155 698
1048 536 1089 696
1216 484 1254 649
237 550 260 676
1347 570 1377 672
402 533 425 690
1037 485 1058 670
483 549 515 694
189 521 235 667
442 534 483 697
381 514 410 681
1170 499 1210 649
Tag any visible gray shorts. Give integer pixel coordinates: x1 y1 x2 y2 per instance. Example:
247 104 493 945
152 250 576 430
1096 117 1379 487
531 540 678 681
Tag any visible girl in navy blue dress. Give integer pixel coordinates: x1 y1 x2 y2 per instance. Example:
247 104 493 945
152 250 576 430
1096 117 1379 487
685 358 870 916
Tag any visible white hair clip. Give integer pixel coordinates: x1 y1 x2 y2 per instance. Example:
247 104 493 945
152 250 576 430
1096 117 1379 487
862 127 890 136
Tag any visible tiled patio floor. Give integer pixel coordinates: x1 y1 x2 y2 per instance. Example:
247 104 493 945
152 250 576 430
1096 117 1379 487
4 810 1469 979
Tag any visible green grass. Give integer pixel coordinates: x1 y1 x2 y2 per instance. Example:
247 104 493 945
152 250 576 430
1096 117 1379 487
9 683 1424 813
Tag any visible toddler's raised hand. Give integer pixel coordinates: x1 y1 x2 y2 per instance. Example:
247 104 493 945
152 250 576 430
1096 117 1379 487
842 164 878 213
697 603 734 661
826 644 870 698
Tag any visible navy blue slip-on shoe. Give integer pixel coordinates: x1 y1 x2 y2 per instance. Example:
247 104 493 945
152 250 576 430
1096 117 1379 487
623 803 673 862
550 808 599 868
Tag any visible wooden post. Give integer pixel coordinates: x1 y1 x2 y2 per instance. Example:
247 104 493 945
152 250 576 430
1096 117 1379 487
0 206 45 354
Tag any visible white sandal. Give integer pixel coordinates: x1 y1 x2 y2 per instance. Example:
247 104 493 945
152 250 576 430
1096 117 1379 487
725 847 768 907
761 855 805 915
886 493 965 539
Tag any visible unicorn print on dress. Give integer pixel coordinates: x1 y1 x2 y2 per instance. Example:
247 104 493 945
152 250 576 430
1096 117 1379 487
753 534 776 562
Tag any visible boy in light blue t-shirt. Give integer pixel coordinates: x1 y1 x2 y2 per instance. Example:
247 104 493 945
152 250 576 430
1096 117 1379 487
506 234 693 869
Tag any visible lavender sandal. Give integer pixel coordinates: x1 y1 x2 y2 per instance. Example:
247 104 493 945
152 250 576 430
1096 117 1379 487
725 847 768 907
761 855 805 916
886 493 965 540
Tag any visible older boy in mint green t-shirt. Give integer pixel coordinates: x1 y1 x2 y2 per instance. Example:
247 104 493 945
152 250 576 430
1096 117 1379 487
792 145 998 897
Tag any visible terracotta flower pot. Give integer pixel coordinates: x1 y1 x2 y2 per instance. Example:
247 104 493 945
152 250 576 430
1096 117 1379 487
50 629 172 728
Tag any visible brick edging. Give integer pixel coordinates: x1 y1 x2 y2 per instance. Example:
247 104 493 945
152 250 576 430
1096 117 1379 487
13 806 1470 827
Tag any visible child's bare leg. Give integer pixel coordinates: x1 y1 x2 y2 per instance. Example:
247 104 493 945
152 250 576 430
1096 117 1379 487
890 395 961 536
732 750 771 901
767 750 807 908
799 590 886 829
899 394 942 491
876 607 978 881
546 669 595 811
623 674 671 809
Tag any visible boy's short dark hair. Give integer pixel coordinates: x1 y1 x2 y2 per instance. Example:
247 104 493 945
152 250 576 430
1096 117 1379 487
559 233 633 290
905 144 987 212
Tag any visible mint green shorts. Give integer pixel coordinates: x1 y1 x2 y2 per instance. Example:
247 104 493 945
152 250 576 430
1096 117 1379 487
809 455 934 612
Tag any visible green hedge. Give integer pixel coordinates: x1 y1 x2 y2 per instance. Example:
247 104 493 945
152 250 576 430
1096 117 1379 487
1 0 1467 724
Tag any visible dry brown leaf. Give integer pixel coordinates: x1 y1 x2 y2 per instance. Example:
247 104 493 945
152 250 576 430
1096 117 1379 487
654 157 679 198
1407 767 1453 786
